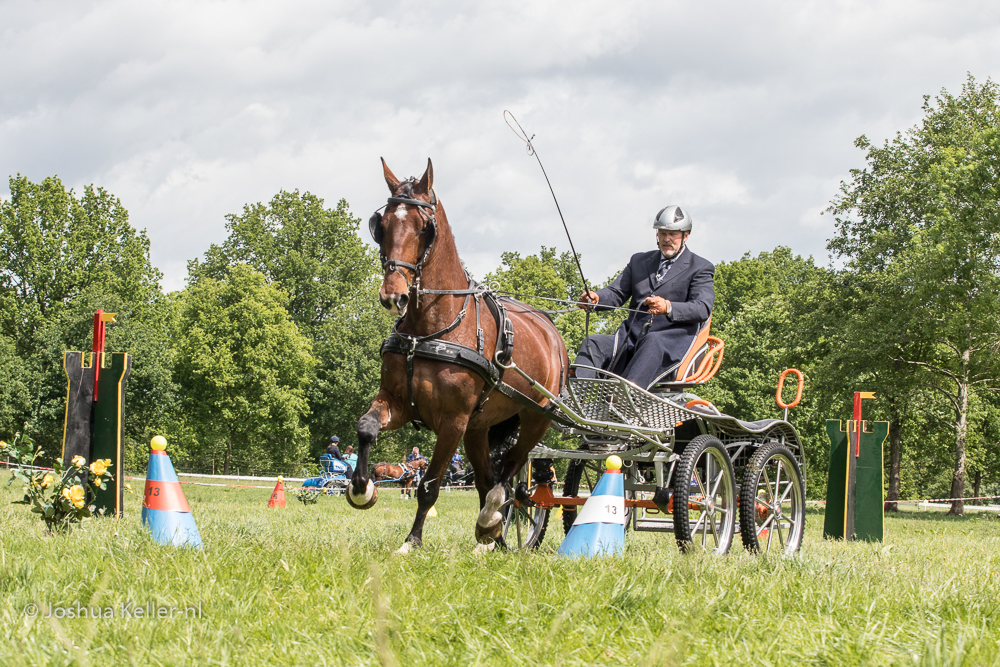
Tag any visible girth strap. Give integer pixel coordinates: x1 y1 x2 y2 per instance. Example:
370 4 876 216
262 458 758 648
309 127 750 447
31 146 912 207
380 286 520 428
382 335 499 386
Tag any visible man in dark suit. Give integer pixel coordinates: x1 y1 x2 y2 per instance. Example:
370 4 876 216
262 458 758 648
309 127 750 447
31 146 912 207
574 205 714 389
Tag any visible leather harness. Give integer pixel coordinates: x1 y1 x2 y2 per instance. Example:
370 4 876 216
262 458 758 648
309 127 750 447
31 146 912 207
370 182 571 429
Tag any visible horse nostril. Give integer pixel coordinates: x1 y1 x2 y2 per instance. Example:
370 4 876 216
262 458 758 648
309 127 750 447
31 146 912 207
396 294 409 311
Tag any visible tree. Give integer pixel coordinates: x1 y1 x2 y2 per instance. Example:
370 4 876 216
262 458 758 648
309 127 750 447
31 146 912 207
0 175 168 456
829 75 1000 514
188 190 400 458
0 175 161 354
172 265 315 474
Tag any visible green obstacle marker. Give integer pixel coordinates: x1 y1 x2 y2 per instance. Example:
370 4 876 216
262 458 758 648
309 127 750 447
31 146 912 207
824 393 888 541
60 311 132 518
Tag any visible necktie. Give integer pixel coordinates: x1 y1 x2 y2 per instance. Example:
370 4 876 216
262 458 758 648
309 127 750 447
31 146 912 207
656 257 671 284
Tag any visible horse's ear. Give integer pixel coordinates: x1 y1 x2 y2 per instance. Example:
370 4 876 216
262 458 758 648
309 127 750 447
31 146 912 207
382 157 401 193
417 158 434 195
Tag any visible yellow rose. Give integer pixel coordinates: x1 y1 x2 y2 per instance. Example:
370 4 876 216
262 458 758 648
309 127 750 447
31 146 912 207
40 473 55 489
71 455 86 468
62 485 86 509
89 459 109 476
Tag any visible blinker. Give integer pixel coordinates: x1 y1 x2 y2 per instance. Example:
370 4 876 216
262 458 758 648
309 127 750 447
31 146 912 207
369 211 384 244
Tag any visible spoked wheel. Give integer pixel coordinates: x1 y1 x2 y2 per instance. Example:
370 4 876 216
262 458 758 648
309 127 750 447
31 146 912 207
497 465 549 551
561 457 634 535
673 435 737 554
739 443 805 554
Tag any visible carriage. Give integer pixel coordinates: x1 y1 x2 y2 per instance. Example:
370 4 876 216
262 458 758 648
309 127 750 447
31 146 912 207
351 158 808 558
302 454 351 494
494 319 807 555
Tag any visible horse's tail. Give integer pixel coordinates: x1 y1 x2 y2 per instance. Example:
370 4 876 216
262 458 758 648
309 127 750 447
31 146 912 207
488 414 521 478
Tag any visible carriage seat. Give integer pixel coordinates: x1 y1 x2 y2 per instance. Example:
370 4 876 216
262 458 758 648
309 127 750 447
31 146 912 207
647 316 724 392
320 453 349 476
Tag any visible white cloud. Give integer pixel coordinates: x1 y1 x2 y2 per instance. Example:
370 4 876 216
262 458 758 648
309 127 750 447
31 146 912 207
2 0 1000 292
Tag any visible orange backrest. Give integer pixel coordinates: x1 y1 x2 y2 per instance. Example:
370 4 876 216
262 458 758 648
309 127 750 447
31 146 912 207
673 317 725 384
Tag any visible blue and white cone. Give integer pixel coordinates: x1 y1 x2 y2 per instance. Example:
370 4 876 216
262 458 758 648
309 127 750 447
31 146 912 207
141 437 203 549
557 457 626 558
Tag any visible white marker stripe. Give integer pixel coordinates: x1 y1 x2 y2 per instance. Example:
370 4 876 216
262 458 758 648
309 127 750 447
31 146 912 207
573 494 626 526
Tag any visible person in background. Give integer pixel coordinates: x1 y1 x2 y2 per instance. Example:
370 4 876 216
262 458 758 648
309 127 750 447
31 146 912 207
325 436 352 477
407 446 422 464
326 436 344 460
344 445 358 474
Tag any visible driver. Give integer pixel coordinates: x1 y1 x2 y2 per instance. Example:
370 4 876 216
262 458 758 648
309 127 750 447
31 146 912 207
450 451 464 475
574 205 714 389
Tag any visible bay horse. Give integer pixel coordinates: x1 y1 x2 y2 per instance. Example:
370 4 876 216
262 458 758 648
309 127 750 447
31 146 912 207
346 158 568 553
372 459 427 498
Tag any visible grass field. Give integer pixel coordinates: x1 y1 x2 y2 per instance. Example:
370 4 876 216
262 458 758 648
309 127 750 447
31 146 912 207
2 476 999 667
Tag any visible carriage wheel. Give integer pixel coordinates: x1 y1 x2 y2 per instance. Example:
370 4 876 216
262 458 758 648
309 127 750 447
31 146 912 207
673 435 736 554
497 465 549 551
739 443 805 554
561 458 635 536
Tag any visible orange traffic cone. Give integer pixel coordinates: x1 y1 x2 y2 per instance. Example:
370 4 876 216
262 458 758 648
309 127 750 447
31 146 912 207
268 477 286 508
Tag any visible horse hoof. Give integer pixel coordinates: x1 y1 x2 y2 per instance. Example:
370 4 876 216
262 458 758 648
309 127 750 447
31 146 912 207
473 542 496 556
346 480 378 510
475 514 503 544
475 484 505 540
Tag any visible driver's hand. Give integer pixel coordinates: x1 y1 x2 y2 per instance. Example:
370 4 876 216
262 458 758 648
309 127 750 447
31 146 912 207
577 290 599 310
644 296 671 316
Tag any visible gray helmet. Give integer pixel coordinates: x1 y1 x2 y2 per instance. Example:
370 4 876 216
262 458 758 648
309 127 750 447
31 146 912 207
653 205 692 232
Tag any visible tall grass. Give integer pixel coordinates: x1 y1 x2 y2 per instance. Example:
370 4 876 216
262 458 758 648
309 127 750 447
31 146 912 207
1 478 998 666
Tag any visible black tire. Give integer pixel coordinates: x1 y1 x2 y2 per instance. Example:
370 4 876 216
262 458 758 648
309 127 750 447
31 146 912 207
673 435 737 554
561 457 634 535
497 465 549 551
739 443 806 554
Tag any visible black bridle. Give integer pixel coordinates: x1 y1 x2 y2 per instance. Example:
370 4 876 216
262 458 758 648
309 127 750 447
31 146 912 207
369 183 482 302
368 184 440 299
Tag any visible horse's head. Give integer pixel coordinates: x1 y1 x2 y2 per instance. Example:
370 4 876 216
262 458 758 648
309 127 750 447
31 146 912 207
369 158 438 317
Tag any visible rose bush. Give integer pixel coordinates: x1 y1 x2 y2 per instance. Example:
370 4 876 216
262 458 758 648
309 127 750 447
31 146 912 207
1 433 114 534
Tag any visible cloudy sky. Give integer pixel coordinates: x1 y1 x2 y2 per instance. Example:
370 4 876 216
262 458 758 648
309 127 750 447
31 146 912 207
3 0 1000 291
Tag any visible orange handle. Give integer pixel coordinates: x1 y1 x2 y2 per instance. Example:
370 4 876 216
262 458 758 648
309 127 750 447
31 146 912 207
685 399 720 415
776 369 804 409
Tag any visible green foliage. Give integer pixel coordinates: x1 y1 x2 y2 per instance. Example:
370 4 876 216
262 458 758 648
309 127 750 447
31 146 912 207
828 74 1000 506
172 265 315 472
0 175 161 353
1 433 114 533
0 176 171 460
189 190 400 461
0 335 32 439
290 486 323 504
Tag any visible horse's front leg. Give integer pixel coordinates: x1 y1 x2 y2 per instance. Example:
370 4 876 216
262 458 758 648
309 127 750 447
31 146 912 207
396 420 467 554
347 392 400 510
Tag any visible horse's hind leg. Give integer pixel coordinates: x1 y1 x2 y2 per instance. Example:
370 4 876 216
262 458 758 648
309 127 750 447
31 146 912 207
397 419 467 554
348 393 400 510
476 412 552 544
